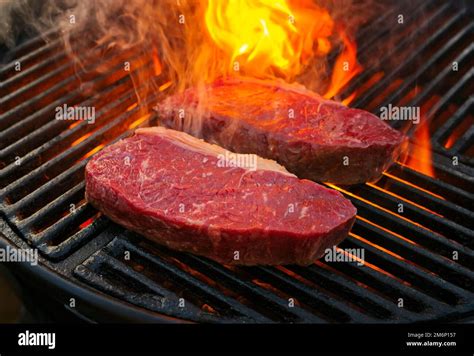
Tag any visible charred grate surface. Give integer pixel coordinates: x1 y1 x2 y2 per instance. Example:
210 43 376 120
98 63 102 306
1 0 473 322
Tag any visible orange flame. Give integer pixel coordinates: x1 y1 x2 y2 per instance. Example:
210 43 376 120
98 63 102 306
401 95 440 178
405 123 435 177
204 0 360 98
323 30 362 100
205 0 300 76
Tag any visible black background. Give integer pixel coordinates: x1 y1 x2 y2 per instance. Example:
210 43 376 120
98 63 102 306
0 323 472 354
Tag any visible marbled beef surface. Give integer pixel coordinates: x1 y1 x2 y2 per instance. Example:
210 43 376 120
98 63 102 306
156 77 406 184
85 127 356 265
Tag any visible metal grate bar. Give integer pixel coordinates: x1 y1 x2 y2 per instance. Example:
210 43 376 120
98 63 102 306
358 226 474 278
450 124 474 154
350 221 473 299
0 73 147 184
353 184 474 243
289 262 413 321
3 161 85 217
373 172 473 227
347 197 474 277
34 203 98 246
0 73 138 168
425 68 473 128
407 55 473 113
322 255 453 315
249 266 376 322
344 237 470 306
41 214 109 260
2 49 70 94
388 164 473 208
378 25 473 122
352 7 462 108
87 252 193 308
18 181 85 231
0 27 60 62
0 37 62 81
165 251 325 322
348 1 454 103
327 0 428 65
432 97 473 148
0 48 145 133
0 89 156 208
96 236 272 322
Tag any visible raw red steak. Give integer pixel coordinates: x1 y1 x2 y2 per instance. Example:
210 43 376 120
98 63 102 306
85 127 356 265
155 77 406 184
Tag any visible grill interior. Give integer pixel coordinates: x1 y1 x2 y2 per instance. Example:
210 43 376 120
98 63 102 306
1 0 473 323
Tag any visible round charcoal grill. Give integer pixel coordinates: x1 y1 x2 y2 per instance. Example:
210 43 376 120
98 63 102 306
0 0 473 323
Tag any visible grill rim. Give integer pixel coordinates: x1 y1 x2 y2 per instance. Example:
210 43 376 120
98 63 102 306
0 221 185 323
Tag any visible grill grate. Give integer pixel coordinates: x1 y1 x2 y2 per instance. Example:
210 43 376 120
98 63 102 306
1 0 473 322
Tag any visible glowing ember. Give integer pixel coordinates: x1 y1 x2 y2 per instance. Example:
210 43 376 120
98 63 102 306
126 103 138 111
158 80 173 92
79 217 97 229
152 46 162 76
81 145 105 161
71 133 92 147
444 132 457 149
128 114 152 129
